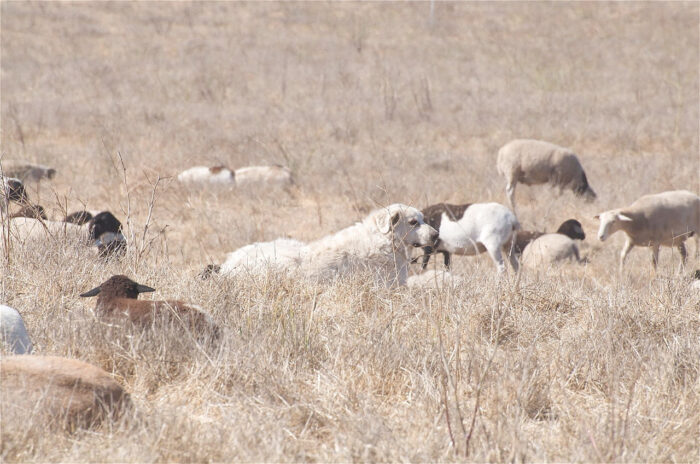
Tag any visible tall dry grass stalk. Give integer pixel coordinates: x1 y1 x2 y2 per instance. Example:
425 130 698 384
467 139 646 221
1 2 698 462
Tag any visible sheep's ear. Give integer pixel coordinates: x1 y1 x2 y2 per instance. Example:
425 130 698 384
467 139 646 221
136 284 156 294
80 286 101 297
618 213 633 222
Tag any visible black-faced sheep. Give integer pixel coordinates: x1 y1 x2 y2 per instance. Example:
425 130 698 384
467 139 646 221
417 202 520 273
512 219 585 257
80 275 220 339
1 176 28 211
497 139 596 211
595 190 700 271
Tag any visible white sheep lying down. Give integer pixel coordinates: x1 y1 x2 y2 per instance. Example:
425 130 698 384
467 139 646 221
0 305 33 354
596 190 700 270
178 165 292 188
220 204 438 286
497 139 596 210
3 217 87 244
521 233 583 268
417 202 521 273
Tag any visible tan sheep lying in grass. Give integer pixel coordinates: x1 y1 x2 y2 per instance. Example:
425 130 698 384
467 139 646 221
596 190 700 271
0 355 130 430
219 204 439 286
80 275 221 340
497 139 596 211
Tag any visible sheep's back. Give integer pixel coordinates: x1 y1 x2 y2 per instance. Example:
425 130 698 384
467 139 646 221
522 233 579 267
624 191 700 244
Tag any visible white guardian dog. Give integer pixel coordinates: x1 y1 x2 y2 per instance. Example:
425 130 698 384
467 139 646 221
220 204 438 286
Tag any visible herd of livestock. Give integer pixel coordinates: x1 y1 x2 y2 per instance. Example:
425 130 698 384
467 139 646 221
0 138 699 431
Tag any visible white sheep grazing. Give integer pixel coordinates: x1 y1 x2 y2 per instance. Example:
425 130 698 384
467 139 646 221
497 139 596 210
220 204 438 286
0 305 33 354
595 190 700 271
1 160 56 184
521 233 583 268
177 166 236 185
234 165 293 189
417 202 520 273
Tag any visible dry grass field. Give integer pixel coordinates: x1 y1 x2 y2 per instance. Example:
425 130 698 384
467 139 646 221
1 2 699 462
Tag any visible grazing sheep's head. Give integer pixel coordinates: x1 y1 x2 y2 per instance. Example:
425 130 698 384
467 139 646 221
46 168 57 180
574 172 596 202
557 219 586 240
80 275 155 300
594 210 632 241
372 204 439 248
88 211 123 241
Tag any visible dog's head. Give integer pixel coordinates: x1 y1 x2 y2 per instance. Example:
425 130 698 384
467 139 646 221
371 203 439 248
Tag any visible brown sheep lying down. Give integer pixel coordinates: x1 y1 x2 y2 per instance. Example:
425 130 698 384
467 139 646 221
80 275 220 339
0 355 130 430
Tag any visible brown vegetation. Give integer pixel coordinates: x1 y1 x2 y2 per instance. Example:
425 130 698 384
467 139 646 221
1 2 698 462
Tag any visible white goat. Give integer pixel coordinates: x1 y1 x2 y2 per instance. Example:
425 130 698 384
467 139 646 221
596 190 700 271
220 204 438 286
417 202 520 273
0 305 33 354
497 139 596 210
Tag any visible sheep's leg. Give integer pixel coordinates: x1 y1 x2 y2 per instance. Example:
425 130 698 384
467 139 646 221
650 244 660 271
619 239 634 272
677 242 687 271
420 247 433 270
506 181 517 211
484 242 507 273
442 251 451 270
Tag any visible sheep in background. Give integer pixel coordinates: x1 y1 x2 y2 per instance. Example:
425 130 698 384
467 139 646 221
596 190 700 271
219 204 438 286
234 165 293 189
88 211 127 258
177 165 292 189
521 233 584 268
497 139 596 211
64 210 94 225
512 219 585 257
80 275 221 340
0 160 56 201
177 166 235 186
0 305 33 354
417 202 520 273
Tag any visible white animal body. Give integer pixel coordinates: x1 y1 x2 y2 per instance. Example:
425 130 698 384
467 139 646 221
0 305 33 354
177 166 236 185
521 233 582 268
1 160 56 184
595 190 700 270
497 139 596 210
234 165 292 188
177 165 292 189
418 202 520 273
220 204 438 286
3 217 87 244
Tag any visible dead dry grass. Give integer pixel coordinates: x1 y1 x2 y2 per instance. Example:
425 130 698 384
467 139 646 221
1 2 699 462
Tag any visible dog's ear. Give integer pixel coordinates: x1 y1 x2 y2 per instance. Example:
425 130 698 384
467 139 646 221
375 209 395 234
391 212 401 227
